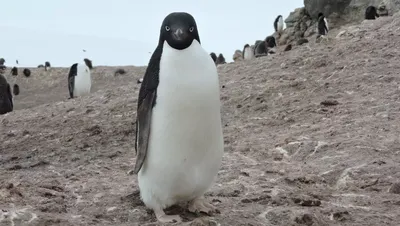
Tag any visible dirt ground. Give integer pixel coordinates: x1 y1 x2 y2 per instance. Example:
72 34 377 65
2 14 400 226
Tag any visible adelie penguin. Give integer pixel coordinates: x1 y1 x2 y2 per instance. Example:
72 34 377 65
216 53 226 65
0 74 14 115
242 44 255 60
210 52 217 64
274 15 284 34
134 12 224 223
365 6 380 20
67 58 93 99
317 13 329 37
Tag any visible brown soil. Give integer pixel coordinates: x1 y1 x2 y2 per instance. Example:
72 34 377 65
1 15 400 226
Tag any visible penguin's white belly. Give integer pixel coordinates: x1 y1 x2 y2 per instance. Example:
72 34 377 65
244 47 255 60
277 19 284 32
138 40 224 209
74 64 91 97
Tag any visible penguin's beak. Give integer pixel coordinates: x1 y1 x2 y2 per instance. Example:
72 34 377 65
172 28 188 41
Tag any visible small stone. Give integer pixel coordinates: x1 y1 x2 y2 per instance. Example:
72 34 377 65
389 182 400 194
295 213 314 226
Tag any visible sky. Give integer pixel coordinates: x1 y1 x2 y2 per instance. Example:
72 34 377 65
0 0 303 67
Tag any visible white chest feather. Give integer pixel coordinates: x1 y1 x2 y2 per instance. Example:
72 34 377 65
244 46 255 60
74 63 92 96
138 40 224 209
277 17 284 32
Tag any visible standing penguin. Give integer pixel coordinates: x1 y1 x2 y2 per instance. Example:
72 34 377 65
67 59 92 99
317 13 329 36
210 52 217 64
216 53 226 65
365 6 380 20
242 44 255 60
274 15 284 34
134 12 224 223
0 74 13 115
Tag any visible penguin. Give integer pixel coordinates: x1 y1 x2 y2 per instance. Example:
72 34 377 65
23 68 31 77
265 36 277 48
0 74 13 115
137 78 143 84
317 13 329 36
134 12 224 223
11 67 18 76
16 60 19 65
13 84 20 96
216 53 226 65
254 40 268 58
274 15 284 34
242 44 255 60
365 6 380 20
210 52 217 64
67 59 92 99
45 61 51 71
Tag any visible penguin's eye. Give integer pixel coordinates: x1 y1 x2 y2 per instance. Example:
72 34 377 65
189 27 194 32
165 26 170 31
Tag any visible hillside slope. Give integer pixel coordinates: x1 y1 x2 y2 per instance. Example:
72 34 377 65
1 15 400 226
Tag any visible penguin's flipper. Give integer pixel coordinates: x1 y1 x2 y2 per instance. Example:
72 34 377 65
133 90 156 174
133 45 161 174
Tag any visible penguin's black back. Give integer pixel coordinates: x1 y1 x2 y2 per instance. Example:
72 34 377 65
0 74 13 115
317 15 328 36
365 6 379 20
68 63 78 98
274 15 281 32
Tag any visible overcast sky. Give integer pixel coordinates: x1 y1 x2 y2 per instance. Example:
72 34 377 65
1 0 303 67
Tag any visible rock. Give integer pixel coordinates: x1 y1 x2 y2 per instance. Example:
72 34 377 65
284 44 292 52
297 38 309 45
378 2 390 16
388 182 400 194
295 213 314 226
304 0 352 19
285 7 308 27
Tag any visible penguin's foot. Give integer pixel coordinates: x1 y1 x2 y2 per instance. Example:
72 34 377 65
154 207 182 223
188 197 218 215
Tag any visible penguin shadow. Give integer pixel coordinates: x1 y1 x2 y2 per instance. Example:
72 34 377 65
124 190 217 223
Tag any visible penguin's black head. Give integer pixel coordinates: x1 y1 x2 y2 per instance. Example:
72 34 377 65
210 52 217 62
244 44 250 48
318 13 324 19
159 12 200 50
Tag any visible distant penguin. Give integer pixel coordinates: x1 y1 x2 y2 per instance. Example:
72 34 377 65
365 6 380 20
317 13 329 36
0 74 13 115
216 54 226 65
67 60 92 99
265 36 277 48
137 78 143 84
274 15 284 33
11 67 18 76
210 52 217 64
16 60 19 65
37 64 44 68
23 68 31 77
134 12 223 223
254 40 268 57
45 61 51 71
13 84 20 96
242 44 255 60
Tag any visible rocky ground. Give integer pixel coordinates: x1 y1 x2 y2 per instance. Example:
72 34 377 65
2 14 400 226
